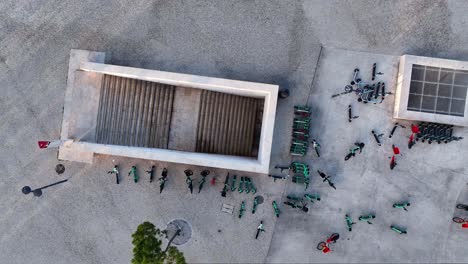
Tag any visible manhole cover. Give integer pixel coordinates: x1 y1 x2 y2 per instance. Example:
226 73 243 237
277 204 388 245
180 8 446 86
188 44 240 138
255 195 264 204
165 219 192 245
55 164 65 174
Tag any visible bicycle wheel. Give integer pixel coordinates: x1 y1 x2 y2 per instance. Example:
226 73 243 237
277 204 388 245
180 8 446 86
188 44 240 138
345 153 352 161
456 204 468 210
317 242 326 250
328 233 339 244
453 217 465 223
344 85 353 93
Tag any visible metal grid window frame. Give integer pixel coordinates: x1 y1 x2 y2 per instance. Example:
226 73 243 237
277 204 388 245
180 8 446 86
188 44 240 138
407 64 468 117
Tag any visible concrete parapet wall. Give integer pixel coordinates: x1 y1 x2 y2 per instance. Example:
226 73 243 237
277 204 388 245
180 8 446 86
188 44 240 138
59 49 278 173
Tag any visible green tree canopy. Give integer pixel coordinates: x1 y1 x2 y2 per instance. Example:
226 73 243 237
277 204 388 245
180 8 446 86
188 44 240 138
131 221 186 264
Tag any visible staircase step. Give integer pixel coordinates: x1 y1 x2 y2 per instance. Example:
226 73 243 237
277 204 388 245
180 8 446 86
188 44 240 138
195 91 262 157
95 75 175 148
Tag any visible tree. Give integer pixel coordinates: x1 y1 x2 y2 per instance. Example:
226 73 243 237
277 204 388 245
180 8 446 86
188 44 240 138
131 221 186 264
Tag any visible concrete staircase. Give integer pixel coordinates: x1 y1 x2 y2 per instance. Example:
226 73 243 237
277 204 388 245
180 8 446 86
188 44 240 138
95 75 263 157
95 74 175 148
195 90 263 157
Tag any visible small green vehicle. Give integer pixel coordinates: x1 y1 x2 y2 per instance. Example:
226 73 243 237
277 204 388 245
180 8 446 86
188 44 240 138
252 197 258 214
128 166 138 183
393 202 410 211
304 193 320 203
107 165 120 184
230 175 237 192
239 201 245 219
272 201 280 217
359 214 376 224
345 214 356 231
198 170 210 193
390 225 407 234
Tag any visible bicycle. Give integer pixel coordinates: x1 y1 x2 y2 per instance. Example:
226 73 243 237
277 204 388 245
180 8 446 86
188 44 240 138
291 162 310 176
252 196 259 214
245 177 256 194
292 175 310 190
159 168 168 193
128 166 138 183
221 173 229 197
452 217 468 228
238 177 244 193
311 139 321 157
184 169 193 194
146 165 155 183
255 221 265 239
359 214 375 224
348 104 359 122
452 217 468 224
244 177 251 193
331 84 364 98
293 131 309 141
287 195 303 202
372 130 383 146
456 204 468 211
239 201 245 219
408 133 416 149
284 201 308 213
416 123 463 144
393 202 410 211
390 155 397 170
317 233 339 253
331 68 373 98
331 68 364 98
345 142 365 161
304 193 321 203
107 165 120 184
345 215 356 231
317 170 336 190
294 105 311 117
198 170 210 193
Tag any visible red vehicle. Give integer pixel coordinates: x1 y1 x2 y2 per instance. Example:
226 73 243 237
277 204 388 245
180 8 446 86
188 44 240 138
317 233 339 253
452 217 468 228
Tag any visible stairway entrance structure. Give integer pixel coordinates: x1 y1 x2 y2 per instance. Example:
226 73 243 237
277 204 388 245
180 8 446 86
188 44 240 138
394 55 468 126
58 50 278 173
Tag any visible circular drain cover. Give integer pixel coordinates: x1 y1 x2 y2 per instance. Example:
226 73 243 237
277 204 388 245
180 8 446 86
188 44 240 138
166 219 192 245
255 195 264 205
55 164 65 174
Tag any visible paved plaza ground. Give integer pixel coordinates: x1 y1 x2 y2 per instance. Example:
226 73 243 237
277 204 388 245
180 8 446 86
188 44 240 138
2 1 468 263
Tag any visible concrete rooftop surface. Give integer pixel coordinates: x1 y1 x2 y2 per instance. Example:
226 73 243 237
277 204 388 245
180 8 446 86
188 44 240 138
2 1 468 263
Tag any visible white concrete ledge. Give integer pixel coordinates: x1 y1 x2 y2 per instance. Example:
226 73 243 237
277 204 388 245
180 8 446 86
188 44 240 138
70 142 267 173
80 62 274 98
60 50 278 174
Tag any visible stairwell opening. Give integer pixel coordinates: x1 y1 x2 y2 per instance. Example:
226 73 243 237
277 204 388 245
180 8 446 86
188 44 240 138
93 75 263 158
59 49 278 173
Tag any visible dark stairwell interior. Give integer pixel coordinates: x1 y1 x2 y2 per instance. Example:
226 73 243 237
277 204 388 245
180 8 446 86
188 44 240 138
94 74 263 157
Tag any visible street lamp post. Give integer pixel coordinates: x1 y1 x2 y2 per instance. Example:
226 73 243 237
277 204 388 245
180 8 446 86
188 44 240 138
22 179 68 197
163 219 191 250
